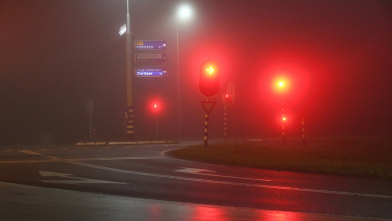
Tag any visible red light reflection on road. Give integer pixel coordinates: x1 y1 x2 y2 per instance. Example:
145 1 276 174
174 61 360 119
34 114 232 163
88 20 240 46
147 204 162 220
261 210 299 221
192 206 228 221
145 202 304 220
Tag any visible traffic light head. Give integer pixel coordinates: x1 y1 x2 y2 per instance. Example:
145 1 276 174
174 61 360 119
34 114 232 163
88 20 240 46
150 100 162 114
273 75 290 94
199 62 219 97
222 93 234 106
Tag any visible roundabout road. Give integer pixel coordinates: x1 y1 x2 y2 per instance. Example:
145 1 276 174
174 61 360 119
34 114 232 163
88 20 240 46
0 143 391 220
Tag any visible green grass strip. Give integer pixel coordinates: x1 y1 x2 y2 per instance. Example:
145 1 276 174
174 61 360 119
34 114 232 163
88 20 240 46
168 137 392 179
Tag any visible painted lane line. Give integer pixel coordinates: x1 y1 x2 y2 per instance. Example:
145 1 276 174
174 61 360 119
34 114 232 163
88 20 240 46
0 159 56 164
39 171 127 185
176 168 272 182
0 156 165 164
21 150 392 200
72 156 166 161
18 150 43 156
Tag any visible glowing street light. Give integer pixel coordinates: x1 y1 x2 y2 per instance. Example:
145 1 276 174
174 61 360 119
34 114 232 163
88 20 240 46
176 3 193 141
178 4 193 21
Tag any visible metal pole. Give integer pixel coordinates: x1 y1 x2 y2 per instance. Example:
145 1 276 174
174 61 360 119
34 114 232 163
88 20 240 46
204 113 209 147
302 118 306 147
176 22 182 142
224 105 227 143
89 113 93 141
125 0 134 139
93 128 96 143
156 114 159 140
282 102 286 145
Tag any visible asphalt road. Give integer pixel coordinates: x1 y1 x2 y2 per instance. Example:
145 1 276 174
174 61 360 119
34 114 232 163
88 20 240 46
0 143 391 219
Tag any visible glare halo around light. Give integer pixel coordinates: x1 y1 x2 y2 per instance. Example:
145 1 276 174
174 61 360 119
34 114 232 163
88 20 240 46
178 4 192 20
273 75 291 94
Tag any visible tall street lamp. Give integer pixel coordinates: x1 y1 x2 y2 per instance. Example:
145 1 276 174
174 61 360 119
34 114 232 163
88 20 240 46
124 0 134 139
176 4 193 142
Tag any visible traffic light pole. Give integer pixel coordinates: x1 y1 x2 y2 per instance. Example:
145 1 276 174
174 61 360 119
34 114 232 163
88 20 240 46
224 104 227 143
282 102 286 145
302 118 306 147
204 113 209 147
89 113 93 141
156 113 159 140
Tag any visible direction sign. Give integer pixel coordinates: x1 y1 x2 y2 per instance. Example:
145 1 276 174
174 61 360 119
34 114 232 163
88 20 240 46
135 40 166 50
135 67 167 77
135 54 167 63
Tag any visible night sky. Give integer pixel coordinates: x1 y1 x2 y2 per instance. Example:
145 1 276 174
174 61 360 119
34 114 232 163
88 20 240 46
1 0 391 144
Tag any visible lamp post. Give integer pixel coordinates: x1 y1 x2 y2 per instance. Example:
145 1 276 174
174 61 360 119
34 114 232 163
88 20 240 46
125 0 134 139
176 4 193 142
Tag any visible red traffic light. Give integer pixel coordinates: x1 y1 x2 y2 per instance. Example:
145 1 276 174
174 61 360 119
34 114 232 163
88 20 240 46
222 93 234 106
273 75 291 94
149 100 162 114
199 62 219 97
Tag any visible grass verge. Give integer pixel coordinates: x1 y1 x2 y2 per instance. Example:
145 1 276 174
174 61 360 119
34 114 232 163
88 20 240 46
168 137 392 179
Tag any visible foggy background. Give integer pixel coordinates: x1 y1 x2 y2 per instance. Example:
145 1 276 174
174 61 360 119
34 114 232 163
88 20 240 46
1 0 391 144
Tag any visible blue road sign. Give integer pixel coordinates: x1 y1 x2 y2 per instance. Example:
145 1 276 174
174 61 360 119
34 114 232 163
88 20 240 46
135 54 167 63
135 40 166 50
135 67 167 77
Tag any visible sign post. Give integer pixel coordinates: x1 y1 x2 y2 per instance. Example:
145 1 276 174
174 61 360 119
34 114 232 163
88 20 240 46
201 101 216 147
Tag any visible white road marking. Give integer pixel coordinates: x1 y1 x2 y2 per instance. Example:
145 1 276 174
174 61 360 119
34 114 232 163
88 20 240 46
39 171 127 185
19 150 392 200
18 150 42 156
73 156 166 161
0 154 165 164
0 159 56 164
176 168 271 182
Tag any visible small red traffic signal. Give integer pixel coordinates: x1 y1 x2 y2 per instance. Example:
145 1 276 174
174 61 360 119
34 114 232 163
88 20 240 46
223 93 233 106
199 62 219 97
150 100 162 114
